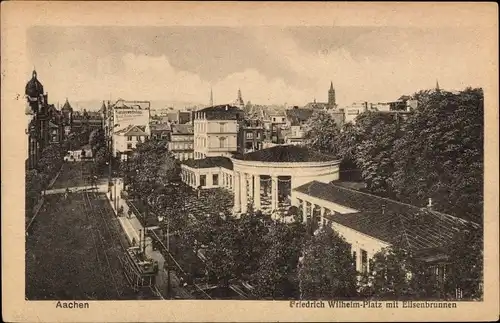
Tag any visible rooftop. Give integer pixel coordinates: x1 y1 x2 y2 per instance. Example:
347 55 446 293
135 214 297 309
182 157 233 170
233 145 337 163
197 105 243 120
115 125 148 136
294 181 480 251
171 124 193 134
285 108 315 126
150 123 171 131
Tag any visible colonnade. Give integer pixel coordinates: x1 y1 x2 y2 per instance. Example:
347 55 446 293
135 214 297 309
233 172 282 214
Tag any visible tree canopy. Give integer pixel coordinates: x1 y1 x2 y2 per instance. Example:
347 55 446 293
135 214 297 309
298 226 357 299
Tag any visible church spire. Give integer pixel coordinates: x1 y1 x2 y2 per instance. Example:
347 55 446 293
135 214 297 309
436 79 440 91
330 81 334 91
209 87 213 106
235 88 244 108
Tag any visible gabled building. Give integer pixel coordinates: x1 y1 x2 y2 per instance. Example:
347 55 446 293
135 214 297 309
112 125 150 160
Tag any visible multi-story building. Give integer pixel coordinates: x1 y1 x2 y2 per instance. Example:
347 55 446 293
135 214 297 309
193 105 243 159
169 124 194 161
150 123 171 141
112 125 150 160
344 100 417 124
237 119 264 154
25 70 69 168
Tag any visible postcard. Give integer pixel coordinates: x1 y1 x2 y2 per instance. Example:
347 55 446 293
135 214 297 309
2 1 498 322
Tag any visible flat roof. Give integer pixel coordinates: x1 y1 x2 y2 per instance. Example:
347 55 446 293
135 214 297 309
233 145 337 163
182 157 233 170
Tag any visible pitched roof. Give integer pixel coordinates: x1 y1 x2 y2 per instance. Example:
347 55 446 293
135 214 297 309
304 102 328 109
233 145 337 163
171 124 193 134
182 157 233 170
150 123 171 131
285 108 314 126
294 181 479 251
115 125 148 136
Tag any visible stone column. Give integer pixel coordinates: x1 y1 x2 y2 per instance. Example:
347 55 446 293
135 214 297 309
254 174 261 210
241 172 248 214
271 175 278 211
355 248 361 272
233 172 241 213
320 207 325 227
302 199 308 224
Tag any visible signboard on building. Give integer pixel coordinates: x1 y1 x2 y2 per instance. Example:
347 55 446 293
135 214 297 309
113 108 150 129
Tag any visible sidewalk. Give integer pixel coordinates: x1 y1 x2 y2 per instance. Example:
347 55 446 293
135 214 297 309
44 184 108 195
105 178 192 299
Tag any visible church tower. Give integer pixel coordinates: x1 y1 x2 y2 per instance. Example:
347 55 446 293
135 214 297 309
235 88 244 108
328 81 336 109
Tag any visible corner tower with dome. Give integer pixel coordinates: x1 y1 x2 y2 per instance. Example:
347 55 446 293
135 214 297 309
25 70 50 169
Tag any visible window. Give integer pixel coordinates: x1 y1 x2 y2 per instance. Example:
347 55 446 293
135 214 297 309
220 123 226 132
213 174 219 186
361 249 368 274
272 117 276 122
127 143 133 149
200 175 206 187
127 136 132 141
219 137 226 148
256 132 261 139
246 132 253 139
352 250 357 267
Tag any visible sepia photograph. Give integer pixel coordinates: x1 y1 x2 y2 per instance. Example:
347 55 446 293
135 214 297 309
2 1 498 322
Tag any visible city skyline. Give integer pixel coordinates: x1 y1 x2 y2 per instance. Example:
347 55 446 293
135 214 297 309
28 26 488 107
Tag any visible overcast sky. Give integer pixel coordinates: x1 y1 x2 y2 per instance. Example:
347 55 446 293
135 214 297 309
27 26 489 107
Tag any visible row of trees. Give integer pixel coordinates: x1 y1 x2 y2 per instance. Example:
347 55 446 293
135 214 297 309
88 128 111 174
304 88 484 223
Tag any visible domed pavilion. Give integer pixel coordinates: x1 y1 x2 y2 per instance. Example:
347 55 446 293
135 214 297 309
231 145 340 213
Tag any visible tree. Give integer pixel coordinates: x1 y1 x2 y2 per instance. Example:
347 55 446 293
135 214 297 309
353 112 400 196
25 169 49 218
303 110 341 155
127 138 180 199
392 88 483 221
444 227 483 300
203 216 240 288
94 146 109 171
298 226 357 299
89 128 105 156
364 244 417 299
37 144 64 179
251 221 306 299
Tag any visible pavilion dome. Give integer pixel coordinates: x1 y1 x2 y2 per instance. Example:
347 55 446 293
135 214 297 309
25 70 44 98
233 145 337 163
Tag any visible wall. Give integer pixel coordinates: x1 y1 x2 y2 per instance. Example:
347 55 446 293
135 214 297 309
331 221 390 271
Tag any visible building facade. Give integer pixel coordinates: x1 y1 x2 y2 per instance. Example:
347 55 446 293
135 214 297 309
169 124 194 161
25 70 69 168
193 105 243 159
112 125 149 160
237 119 264 154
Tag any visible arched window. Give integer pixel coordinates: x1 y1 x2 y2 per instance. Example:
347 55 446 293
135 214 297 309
219 137 226 148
